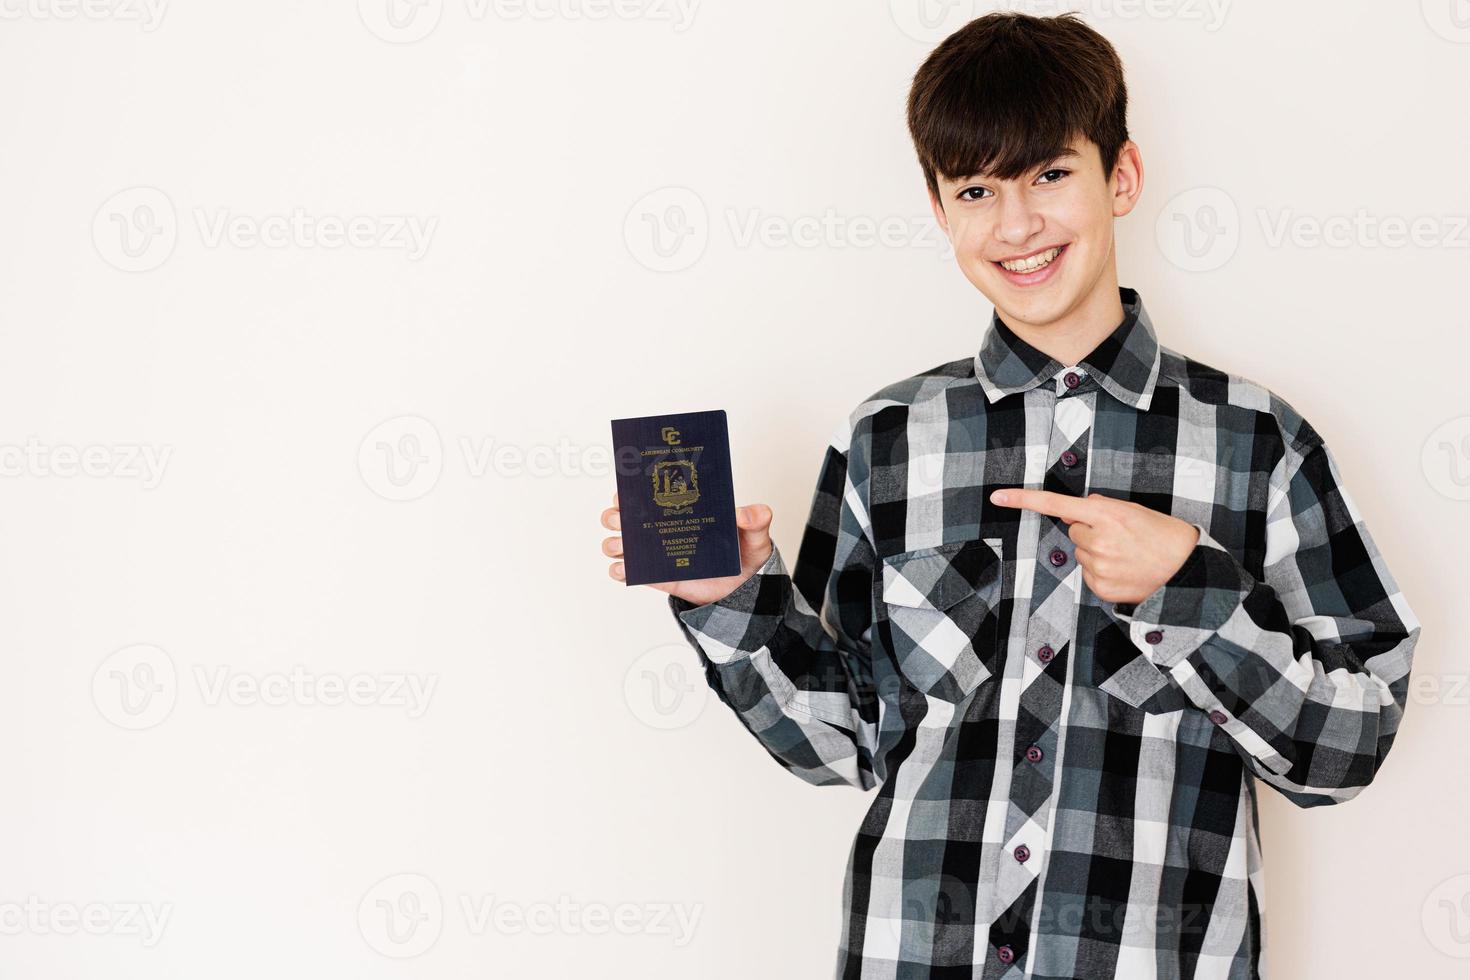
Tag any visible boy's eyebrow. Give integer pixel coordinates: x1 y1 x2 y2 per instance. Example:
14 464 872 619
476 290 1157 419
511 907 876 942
959 149 1083 182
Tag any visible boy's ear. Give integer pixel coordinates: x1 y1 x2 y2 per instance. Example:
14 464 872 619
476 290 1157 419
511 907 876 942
1111 139 1145 218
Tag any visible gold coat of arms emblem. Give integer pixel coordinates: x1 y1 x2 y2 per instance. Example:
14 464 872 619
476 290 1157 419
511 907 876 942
651 459 699 508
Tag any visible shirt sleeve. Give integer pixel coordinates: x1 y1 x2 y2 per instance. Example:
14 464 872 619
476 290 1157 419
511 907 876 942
1109 432 1421 807
667 422 880 790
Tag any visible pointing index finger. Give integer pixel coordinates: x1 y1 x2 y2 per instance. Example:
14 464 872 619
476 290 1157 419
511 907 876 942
990 488 1096 525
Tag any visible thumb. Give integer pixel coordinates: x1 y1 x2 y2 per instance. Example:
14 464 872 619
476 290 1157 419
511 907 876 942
736 503 773 548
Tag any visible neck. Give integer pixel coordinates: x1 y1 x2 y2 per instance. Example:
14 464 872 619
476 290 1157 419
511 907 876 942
999 270 1125 368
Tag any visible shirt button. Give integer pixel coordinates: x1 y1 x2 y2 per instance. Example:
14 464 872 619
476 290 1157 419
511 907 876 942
1060 449 1078 467
1049 548 1067 567
1064 371 1081 389
1145 629 1164 645
1025 745 1044 764
1013 844 1031 863
1037 645 1055 664
1209 710 1229 725
997 945 1016 964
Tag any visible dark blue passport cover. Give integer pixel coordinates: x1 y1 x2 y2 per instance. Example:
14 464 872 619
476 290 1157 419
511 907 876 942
610 410 741 586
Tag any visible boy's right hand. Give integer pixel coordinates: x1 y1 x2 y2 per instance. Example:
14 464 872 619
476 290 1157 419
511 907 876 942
601 492 775 606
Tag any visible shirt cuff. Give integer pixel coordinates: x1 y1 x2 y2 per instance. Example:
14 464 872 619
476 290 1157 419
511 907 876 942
667 545 787 664
1107 522 1253 669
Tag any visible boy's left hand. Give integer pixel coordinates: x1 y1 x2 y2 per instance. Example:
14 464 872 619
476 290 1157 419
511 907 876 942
989 488 1200 605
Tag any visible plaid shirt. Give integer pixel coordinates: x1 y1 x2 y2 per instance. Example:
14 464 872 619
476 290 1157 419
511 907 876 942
668 286 1421 980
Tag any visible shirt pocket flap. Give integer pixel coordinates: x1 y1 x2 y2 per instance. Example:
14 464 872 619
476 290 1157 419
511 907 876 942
1093 617 1189 713
1098 654 1172 709
881 537 1003 611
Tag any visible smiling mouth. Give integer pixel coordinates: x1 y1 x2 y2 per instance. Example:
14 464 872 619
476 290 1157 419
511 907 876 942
994 244 1067 273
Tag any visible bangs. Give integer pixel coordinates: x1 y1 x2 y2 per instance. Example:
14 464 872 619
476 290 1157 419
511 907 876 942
907 13 1128 193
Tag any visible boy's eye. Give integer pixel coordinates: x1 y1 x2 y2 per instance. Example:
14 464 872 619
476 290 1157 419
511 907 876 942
956 168 1068 201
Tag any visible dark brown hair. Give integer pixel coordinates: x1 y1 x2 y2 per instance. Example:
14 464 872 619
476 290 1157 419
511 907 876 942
906 12 1129 201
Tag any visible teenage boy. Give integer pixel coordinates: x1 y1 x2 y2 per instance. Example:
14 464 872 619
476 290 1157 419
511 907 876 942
600 12 1419 978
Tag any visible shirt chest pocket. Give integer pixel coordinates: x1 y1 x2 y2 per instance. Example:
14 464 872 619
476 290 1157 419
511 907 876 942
878 536 1005 703
1091 618 1192 715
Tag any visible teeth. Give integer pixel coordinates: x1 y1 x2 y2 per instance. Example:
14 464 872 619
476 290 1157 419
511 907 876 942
1000 246 1062 273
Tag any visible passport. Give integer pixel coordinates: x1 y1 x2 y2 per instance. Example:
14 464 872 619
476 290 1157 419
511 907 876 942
610 410 741 586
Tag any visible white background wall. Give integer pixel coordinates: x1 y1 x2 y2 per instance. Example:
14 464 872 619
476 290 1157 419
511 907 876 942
0 1 1465 977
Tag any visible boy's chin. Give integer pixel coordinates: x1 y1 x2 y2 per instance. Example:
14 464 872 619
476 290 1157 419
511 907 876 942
969 270 1073 325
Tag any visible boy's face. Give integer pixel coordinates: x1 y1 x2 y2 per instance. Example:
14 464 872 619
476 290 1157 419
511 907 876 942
928 137 1142 331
